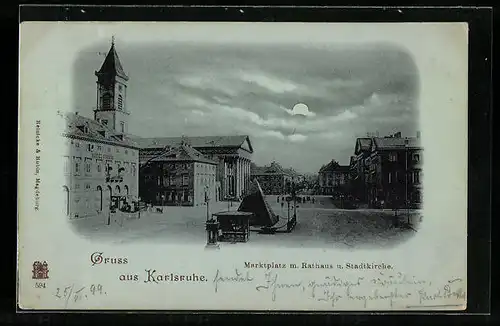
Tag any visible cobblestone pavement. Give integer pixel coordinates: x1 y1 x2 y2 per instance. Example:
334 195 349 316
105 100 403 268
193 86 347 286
70 196 421 249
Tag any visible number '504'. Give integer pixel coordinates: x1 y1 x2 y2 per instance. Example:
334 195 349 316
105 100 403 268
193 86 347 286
35 282 46 288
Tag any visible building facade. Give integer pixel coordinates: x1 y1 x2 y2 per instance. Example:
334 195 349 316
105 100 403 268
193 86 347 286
318 160 350 196
139 144 217 206
349 132 423 209
349 138 373 203
61 40 139 220
251 162 293 195
133 136 253 200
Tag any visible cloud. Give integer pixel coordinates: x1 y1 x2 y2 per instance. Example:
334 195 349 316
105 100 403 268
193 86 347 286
238 71 299 94
74 42 419 173
288 133 308 142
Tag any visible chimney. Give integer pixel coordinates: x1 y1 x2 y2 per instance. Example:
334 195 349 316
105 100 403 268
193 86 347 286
417 131 421 139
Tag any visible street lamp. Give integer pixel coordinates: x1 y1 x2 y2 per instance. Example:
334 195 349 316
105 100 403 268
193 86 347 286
204 185 210 221
405 138 410 225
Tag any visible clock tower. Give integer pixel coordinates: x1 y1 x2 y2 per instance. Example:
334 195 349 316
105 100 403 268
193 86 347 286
94 37 130 134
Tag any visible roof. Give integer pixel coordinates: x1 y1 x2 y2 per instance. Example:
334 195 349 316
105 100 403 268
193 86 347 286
282 167 300 177
62 112 139 148
319 160 350 173
354 138 373 155
140 144 217 165
372 137 421 150
95 43 129 81
251 162 286 176
131 135 253 152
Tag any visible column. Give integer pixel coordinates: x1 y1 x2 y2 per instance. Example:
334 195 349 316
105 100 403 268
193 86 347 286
224 160 228 199
244 159 247 193
237 158 242 198
246 159 250 191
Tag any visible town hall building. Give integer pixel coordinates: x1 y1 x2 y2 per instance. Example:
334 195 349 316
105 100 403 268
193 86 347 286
61 40 139 219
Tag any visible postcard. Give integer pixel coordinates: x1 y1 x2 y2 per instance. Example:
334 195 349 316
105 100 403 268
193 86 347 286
17 21 468 311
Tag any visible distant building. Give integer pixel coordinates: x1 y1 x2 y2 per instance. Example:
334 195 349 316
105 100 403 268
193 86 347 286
139 143 217 206
349 131 423 208
61 40 139 219
318 160 350 196
133 136 253 200
349 138 374 202
251 161 294 195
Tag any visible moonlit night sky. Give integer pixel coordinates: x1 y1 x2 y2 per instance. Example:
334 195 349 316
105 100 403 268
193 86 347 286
73 41 420 174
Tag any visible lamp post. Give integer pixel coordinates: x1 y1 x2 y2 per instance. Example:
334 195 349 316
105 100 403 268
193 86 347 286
137 197 141 219
205 185 210 221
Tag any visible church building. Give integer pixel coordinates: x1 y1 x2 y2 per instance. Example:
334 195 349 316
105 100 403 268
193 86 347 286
61 39 140 220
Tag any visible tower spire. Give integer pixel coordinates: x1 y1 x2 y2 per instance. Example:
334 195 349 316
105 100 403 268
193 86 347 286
111 35 115 46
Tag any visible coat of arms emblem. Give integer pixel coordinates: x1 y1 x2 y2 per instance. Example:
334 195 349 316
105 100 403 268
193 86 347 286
32 261 49 279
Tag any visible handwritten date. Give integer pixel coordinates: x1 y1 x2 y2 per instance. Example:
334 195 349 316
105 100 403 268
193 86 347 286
54 284 106 307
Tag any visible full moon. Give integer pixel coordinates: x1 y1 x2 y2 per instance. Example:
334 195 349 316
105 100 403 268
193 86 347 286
292 103 310 116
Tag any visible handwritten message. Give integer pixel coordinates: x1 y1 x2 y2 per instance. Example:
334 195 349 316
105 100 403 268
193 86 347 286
211 269 466 310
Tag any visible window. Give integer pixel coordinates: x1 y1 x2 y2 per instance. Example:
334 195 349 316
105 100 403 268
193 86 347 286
75 183 80 190
413 171 420 184
389 152 398 162
74 157 81 176
63 156 70 174
124 162 130 174
87 144 93 152
182 175 189 186
102 93 111 110
157 176 161 186
118 85 123 92
125 149 128 155
115 161 121 172
120 121 125 132
107 147 111 153
97 145 102 151
118 95 124 110
85 158 92 174
96 159 102 173
105 160 113 175
85 183 91 190
131 163 136 177
413 154 420 163
75 142 80 149
388 172 392 184
395 171 399 183
116 148 120 153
